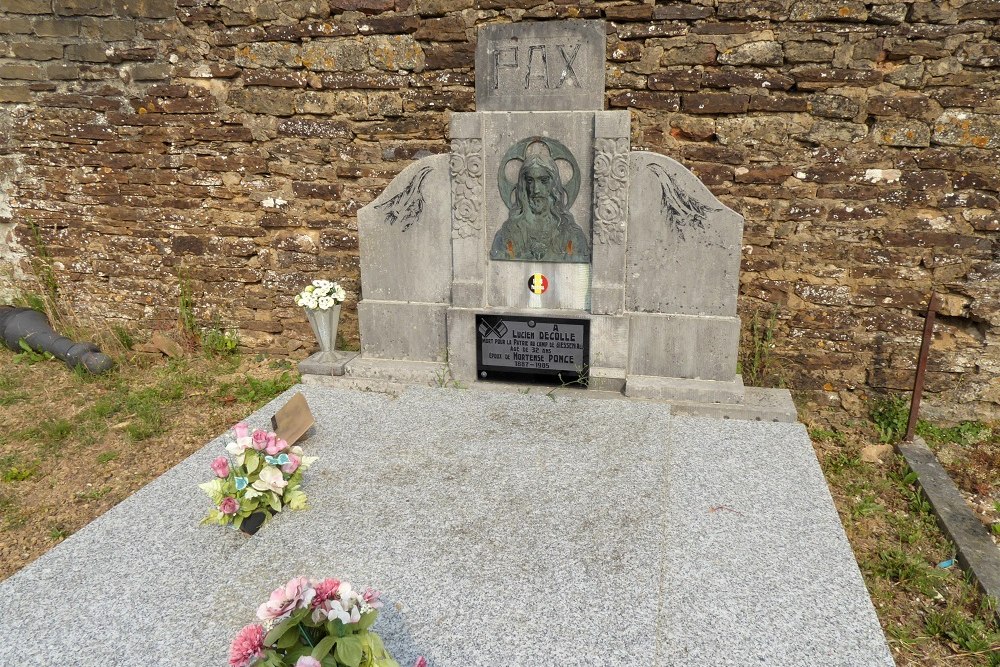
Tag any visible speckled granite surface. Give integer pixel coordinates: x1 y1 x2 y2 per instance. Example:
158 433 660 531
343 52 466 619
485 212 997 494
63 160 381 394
0 385 893 666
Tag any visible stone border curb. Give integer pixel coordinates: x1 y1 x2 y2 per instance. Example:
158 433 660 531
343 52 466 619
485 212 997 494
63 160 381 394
897 436 1000 617
300 373 798 422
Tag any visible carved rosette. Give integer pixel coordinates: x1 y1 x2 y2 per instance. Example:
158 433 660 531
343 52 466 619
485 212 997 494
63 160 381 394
450 138 484 239
592 137 629 246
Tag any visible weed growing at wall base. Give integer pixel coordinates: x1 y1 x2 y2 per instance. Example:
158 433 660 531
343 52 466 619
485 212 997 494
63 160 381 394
201 325 240 357
870 393 910 443
738 307 782 388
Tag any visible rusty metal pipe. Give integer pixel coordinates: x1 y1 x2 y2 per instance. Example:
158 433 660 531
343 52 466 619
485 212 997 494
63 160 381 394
904 293 940 442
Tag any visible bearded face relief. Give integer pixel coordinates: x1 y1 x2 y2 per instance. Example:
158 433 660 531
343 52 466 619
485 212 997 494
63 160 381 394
525 164 553 215
490 138 591 263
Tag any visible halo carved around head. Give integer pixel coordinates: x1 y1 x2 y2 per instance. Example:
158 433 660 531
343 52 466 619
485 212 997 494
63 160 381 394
497 137 581 210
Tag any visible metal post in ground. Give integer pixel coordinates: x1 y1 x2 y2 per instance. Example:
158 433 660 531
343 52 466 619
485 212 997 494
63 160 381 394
904 292 940 442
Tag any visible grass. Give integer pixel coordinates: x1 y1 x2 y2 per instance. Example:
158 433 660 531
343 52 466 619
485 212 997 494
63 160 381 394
218 371 296 404
178 273 197 340
919 421 993 447
803 396 1000 665
0 333 301 580
111 324 134 351
0 455 36 482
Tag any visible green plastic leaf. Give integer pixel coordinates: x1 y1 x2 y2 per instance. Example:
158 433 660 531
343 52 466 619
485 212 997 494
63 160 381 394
267 491 282 513
368 633 385 655
285 487 308 511
311 635 337 661
358 634 373 667
274 626 299 649
335 634 363 667
264 616 298 647
285 645 312 662
357 611 377 632
245 450 260 474
198 479 225 504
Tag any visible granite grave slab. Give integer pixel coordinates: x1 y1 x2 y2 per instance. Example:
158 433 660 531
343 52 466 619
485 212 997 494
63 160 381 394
0 385 893 666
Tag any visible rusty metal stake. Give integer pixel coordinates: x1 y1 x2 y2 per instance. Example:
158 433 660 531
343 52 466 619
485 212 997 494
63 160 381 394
905 293 940 442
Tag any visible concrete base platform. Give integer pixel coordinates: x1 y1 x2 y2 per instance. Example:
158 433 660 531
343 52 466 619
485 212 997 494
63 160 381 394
297 350 359 376
303 372 799 423
0 385 890 666
345 357 449 384
625 373 745 404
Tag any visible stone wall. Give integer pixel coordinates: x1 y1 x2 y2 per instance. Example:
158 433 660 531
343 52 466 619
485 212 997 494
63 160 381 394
0 0 998 419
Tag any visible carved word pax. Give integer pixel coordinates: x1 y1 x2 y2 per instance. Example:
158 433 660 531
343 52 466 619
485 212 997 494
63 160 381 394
491 42 582 91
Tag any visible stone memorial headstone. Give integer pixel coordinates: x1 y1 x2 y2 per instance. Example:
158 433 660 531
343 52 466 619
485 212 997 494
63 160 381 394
344 19 746 404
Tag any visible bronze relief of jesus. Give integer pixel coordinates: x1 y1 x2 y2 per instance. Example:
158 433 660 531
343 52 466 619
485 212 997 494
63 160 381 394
490 139 591 263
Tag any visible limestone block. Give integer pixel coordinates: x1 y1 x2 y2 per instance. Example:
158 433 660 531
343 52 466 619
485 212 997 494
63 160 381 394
482 111 597 311
625 374 745 404
591 111 630 316
343 357 446 385
449 115 486 306
475 20 606 112
358 301 448 363
488 262 592 312
627 312 740 382
445 307 478 383
590 313 629 372
298 350 359 376
358 154 452 304
625 151 743 317
932 111 1000 149
588 366 626 392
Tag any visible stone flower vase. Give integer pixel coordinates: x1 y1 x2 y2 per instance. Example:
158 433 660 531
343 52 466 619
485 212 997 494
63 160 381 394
304 304 341 353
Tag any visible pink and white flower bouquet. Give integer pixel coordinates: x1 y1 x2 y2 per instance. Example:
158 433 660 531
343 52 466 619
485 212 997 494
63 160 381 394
200 422 316 531
229 576 416 667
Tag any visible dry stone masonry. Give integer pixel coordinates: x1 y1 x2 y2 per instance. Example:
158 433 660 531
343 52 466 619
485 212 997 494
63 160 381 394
0 1 998 418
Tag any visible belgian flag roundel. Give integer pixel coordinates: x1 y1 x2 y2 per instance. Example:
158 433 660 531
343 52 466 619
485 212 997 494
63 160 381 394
528 273 548 295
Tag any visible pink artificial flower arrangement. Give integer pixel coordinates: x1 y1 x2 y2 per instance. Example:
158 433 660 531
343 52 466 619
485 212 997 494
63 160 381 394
228 576 426 667
200 422 317 533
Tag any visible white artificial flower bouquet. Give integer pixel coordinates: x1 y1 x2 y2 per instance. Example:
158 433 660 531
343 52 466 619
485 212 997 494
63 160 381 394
294 280 346 311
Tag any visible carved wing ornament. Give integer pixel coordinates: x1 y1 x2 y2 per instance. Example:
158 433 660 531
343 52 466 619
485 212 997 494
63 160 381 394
375 165 433 232
646 162 719 242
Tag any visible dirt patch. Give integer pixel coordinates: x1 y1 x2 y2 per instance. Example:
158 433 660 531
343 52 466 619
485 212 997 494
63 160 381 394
799 395 1000 666
0 347 297 581
927 433 1000 545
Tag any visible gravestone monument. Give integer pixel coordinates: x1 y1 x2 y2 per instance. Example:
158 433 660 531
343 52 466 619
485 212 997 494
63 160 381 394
337 19 748 405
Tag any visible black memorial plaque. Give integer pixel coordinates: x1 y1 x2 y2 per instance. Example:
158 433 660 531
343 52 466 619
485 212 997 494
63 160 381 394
476 314 589 384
